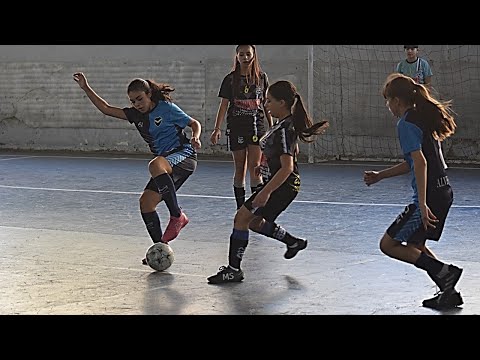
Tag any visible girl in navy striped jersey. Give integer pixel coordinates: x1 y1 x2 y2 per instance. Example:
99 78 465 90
207 80 328 284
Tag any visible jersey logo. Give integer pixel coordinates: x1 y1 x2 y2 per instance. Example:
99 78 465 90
154 117 163 126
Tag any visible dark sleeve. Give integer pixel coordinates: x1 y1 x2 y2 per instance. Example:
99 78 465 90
280 122 298 157
284 126 297 157
123 107 138 124
218 74 232 100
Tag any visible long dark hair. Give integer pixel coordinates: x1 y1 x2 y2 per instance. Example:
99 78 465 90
268 80 329 143
127 78 175 103
383 73 456 141
231 45 263 97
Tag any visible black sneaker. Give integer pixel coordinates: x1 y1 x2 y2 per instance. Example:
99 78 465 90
431 264 463 292
207 266 244 284
422 290 464 310
284 239 308 259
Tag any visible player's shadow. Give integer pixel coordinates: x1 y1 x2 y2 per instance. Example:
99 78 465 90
214 274 306 315
143 271 186 314
435 306 463 315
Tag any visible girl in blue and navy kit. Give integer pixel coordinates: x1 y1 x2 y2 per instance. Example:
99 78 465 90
364 73 463 310
73 72 202 262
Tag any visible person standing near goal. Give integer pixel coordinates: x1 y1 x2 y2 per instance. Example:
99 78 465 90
207 80 329 284
364 73 463 310
73 73 202 263
210 45 273 210
396 45 433 89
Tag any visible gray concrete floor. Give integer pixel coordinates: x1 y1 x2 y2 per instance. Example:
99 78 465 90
0 151 479 315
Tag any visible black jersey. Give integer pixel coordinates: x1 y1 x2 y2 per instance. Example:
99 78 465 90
398 109 450 204
259 116 300 190
218 71 269 131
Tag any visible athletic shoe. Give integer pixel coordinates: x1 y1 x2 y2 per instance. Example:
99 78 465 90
431 264 463 292
207 266 244 284
422 290 464 310
162 211 189 242
284 239 308 259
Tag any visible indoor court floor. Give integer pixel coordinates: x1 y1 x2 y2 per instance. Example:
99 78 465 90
1 151 479 315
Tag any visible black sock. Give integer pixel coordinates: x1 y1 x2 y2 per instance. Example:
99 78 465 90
253 221 298 246
153 174 181 217
141 211 163 243
415 252 445 274
228 229 249 270
233 186 246 210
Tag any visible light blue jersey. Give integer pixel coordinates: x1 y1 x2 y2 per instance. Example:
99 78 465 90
395 57 433 84
124 101 192 156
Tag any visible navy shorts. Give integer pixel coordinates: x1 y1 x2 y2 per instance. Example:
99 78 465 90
144 146 197 193
387 185 453 244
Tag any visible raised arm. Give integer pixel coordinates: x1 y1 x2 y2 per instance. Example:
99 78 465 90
73 72 128 121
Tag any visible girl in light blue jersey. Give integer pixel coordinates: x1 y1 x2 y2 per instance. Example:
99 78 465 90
73 72 202 262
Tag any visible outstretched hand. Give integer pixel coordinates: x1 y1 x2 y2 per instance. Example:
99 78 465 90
73 72 88 90
363 170 381 186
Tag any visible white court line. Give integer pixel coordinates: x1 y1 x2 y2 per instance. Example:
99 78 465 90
1 184 479 209
0 155 150 161
0 156 39 161
1 153 480 169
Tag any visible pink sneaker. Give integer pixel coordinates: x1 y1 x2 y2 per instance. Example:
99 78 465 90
162 211 189 242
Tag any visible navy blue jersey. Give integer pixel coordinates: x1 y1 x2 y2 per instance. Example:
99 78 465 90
397 109 449 204
259 116 299 190
123 101 192 157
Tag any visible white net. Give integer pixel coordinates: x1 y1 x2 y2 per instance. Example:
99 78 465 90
310 45 480 164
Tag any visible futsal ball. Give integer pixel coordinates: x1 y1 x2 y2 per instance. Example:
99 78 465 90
145 242 175 271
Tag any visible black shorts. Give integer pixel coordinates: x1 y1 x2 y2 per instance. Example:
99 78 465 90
243 177 300 223
144 149 197 193
386 185 453 244
226 127 265 151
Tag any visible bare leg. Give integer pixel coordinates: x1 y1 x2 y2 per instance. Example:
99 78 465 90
247 144 263 190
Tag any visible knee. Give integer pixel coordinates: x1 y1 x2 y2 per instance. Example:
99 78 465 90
379 241 389 256
233 208 253 228
379 234 394 256
248 217 264 232
148 157 168 177
148 159 159 175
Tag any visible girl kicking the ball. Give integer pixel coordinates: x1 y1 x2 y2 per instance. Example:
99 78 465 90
73 73 202 263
